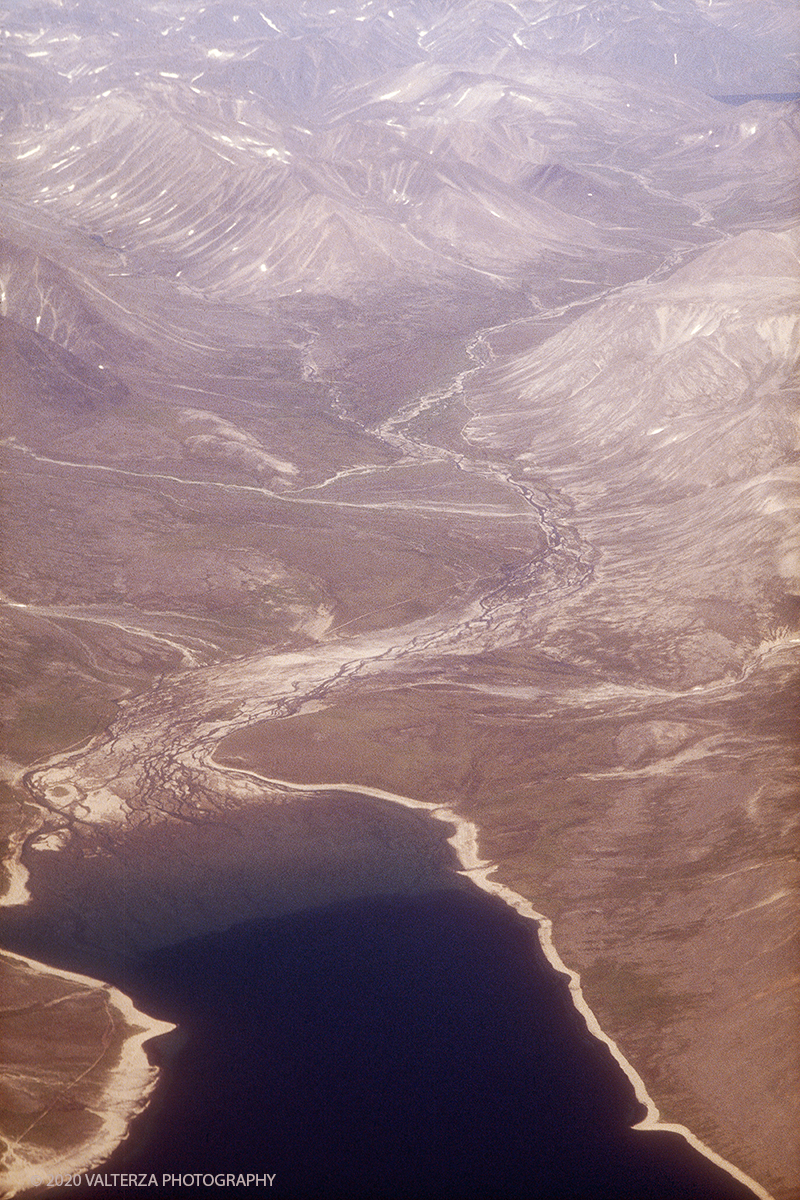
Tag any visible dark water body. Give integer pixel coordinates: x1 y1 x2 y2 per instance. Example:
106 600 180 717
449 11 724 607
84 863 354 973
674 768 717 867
1 791 761 1199
24 886 759 1200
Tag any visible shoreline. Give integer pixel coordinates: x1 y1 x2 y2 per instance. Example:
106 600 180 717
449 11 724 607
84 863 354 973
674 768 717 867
0 754 778 1200
0 950 174 1199
209 757 777 1200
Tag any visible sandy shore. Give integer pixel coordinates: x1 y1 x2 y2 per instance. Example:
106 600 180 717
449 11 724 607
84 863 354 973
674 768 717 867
210 759 776 1200
0 950 174 1199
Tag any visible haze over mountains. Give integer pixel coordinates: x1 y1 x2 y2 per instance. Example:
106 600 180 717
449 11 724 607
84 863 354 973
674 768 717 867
0 2 798 1198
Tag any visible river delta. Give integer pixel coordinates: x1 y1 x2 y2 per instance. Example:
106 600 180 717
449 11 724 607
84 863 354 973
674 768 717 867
1 2 798 1198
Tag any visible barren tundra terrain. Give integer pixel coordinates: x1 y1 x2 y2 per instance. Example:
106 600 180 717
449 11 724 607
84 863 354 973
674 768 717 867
0 1 798 1197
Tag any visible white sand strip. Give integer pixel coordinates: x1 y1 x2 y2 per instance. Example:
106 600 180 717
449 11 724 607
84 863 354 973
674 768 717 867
0 951 175 1199
212 763 776 1200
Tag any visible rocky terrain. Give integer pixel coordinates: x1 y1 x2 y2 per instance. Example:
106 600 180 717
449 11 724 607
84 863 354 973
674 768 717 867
0 1 798 1197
